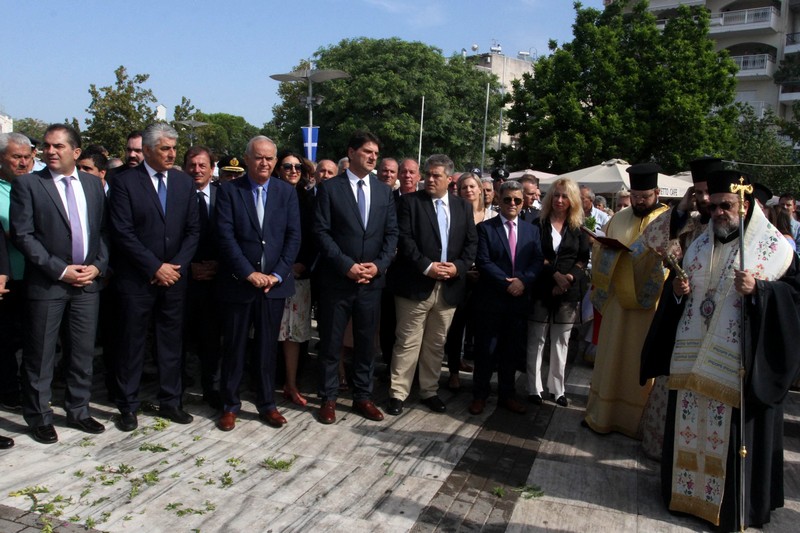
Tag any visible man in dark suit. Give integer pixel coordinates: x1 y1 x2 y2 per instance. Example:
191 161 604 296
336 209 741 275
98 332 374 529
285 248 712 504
0 223 15 448
214 136 300 431
10 124 109 443
469 180 544 416
182 146 222 409
108 123 200 431
386 154 477 416
314 131 398 424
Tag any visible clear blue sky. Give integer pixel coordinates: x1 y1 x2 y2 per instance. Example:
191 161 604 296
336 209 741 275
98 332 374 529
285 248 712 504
0 0 606 128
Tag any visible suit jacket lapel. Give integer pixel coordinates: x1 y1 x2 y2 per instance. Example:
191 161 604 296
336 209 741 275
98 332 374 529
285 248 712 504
340 176 363 229
421 194 441 247
236 176 262 235
137 167 165 221
37 171 70 228
494 217 513 260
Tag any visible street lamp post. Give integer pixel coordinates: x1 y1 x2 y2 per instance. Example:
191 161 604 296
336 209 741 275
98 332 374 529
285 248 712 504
176 119 208 145
270 67 349 161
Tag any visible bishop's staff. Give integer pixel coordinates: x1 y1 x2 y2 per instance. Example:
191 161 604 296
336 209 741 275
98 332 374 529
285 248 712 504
731 177 752 532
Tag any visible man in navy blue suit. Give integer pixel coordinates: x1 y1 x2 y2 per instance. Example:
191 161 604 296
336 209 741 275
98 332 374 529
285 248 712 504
214 136 300 431
109 123 200 431
314 131 398 424
469 180 543 415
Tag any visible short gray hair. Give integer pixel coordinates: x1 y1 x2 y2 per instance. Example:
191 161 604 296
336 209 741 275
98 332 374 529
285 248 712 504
424 154 454 176
0 132 32 155
142 123 178 148
580 185 595 201
499 180 523 195
245 135 276 156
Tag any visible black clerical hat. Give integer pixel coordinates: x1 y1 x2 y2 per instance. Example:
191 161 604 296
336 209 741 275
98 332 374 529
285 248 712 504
752 182 772 206
707 169 751 195
688 157 724 184
626 163 661 191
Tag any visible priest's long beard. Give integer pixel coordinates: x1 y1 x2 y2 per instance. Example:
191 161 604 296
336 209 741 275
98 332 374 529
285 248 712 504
713 214 740 241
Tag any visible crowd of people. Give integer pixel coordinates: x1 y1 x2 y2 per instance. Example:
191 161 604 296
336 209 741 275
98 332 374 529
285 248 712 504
2 123 800 530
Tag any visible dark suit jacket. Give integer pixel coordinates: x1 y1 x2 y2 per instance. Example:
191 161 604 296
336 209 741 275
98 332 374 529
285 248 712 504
193 182 218 263
10 168 108 299
389 191 477 305
313 173 398 290
474 215 543 313
531 218 590 304
215 175 301 302
108 164 200 294
0 225 9 277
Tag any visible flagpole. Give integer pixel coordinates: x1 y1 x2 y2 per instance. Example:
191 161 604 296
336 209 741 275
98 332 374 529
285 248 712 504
418 95 425 165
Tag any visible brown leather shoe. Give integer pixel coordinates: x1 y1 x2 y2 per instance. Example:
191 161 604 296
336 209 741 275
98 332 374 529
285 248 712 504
217 412 236 432
500 397 527 414
353 399 384 421
259 409 287 428
319 400 336 424
468 399 485 415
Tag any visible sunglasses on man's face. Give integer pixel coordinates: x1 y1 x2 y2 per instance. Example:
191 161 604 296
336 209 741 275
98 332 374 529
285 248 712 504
281 163 303 171
709 200 738 212
502 197 523 205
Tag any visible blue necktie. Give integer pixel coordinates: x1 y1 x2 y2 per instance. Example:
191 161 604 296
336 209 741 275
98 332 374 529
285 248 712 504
436 199 448 262
256 186 266 272
357 179 366 227
156 172 167 214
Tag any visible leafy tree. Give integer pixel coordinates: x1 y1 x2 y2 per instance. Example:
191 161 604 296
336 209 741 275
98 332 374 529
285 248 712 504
84 66 157 157
266 38 503 169
12 117 48 142
503 1 738 174
730 104 800 195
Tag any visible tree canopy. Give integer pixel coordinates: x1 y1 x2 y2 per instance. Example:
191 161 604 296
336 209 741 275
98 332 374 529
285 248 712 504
84 66 157 156
503 1 738 174
266 37 504 169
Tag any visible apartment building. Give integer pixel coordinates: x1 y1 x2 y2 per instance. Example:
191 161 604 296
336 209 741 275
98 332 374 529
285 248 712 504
605 0 799 120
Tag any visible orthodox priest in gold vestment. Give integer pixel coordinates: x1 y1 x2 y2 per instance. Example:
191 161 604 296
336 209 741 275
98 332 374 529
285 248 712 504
584 163 669 438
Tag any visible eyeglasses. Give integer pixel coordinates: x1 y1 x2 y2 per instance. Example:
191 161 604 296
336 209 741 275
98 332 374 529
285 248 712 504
502 197 523 205
708 200 738 211
630 192 656 202
281 163 303 171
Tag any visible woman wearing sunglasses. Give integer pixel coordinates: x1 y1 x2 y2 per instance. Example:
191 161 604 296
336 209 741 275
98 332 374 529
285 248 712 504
273 151 315 406
526 178 589 407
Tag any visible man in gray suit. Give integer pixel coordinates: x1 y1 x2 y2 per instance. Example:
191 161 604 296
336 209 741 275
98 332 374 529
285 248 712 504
10 124 108 443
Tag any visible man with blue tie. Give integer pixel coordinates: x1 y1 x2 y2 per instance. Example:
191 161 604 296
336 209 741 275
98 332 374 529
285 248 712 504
214 136 300 430
386 154 477 415
109 123 200 431
469 180 544 415
314 131 398 424
10 124 109 443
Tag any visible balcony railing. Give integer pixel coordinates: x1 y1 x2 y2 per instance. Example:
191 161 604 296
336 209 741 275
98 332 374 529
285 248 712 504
710 7 779 28
730 54 775 71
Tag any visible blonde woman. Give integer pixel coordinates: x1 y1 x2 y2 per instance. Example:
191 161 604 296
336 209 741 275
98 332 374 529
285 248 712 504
458 172 497 224
526 178 589 407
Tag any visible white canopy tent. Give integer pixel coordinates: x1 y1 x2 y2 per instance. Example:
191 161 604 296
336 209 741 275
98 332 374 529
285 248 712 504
541 159 690 198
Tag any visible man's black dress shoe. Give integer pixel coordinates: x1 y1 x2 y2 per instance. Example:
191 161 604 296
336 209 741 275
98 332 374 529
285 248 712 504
32 424 58 444
67 417 106 434
386 398 403 416
528 394 543 405
159 406 193 424
421 395 446 413
0 435 14 449
555 395 569 407
117 412 138 432
203 391 223 410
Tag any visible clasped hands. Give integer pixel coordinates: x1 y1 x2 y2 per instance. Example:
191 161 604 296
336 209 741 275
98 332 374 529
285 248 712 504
552 271 572 296
151 263 181 287
427 262 457 281
672 269 757 297
62 265 101 288
247 271 280 293
347 262 379 284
